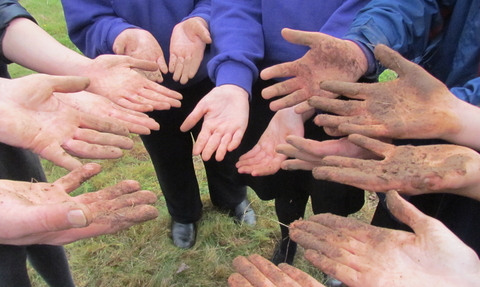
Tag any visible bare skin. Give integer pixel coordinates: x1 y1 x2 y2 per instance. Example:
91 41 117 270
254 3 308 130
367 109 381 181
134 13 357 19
311 134 480 200
113 28 168 83
0 74 134 171
260 28 367 112
311 44 462 141
0 163 158 246
169 17 212 84
229 254 325 287
55 90 160 135
289 190 480 287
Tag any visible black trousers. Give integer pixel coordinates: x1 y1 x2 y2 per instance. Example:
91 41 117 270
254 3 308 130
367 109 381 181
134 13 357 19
238 80 365 240
141 79 247 224
0 143 75 287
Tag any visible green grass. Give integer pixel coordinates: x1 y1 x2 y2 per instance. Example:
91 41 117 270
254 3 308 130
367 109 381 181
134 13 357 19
13 1 378 286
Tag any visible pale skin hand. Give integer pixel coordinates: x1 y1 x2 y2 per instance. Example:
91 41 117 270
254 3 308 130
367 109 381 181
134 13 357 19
169 17 212 85
113 28 168 83
277 135 377 172
180 85 249 161
55 91 160 135
0 163 159 246
0 74 134 171
312 44 462 142
290 190 480 287
236 106 312 176
80 54 182 112
229 254 325 287
260 28 367 112
312 134 480 199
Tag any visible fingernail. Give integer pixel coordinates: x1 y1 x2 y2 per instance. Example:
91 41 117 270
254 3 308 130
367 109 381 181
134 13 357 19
67 210 87 228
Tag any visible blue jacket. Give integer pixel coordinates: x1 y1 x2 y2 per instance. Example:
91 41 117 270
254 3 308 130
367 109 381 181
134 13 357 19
207 0 371 95
343 0 480 105
60 0 212 90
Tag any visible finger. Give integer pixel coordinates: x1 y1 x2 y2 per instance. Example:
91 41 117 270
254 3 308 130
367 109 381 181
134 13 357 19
260 63 297 82
187 56 202 80
280 28 320 47
228 128 245 152
75 180 142 205
338 123 391 139
346 134 393 157
269 89 310 112
308 96 363 116
303 250 358 287
89 190 158 213
74 129 134 149
261 77 299 99
115 97 155 112
180 56 192 85
232 256 276 287
319 81 369 101
125 56 159 72
248 254 302 287
180 107 205 132
172 57 185 82
169 53 178 74
281 159 317 171
215 133 232 162
196 27 212 44
47 75 90 94
228 273 254 287
156 54 169 75
38 143 83 171
294 101 314 114
313 114 356 129
137 88 181 109
374 44 413 78
278 264 326 287
323 126 346 137
200 132 222 161
143 80 183 100
53 163 102 193
62 140 124 160
79 112 130 136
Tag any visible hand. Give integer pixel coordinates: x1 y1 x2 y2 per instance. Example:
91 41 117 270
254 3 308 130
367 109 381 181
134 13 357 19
0 163 158 246
312 134 480 199
312 44 461 140
80 54 182 112
277 135 377 171
236 107 306 176
169 17 211 84
55 91 160 135
0 74 134 171
289 190 480 287
260 28 367 112
180 85 249 161
113 28 168 83
229 254 325 287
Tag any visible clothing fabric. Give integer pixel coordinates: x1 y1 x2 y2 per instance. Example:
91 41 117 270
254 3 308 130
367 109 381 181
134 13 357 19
343 0 480 254
0 1 74 286
208 0 370 242
61 0 247 224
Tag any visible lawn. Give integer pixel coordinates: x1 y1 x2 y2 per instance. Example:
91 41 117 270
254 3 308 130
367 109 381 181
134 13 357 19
12 0 378 286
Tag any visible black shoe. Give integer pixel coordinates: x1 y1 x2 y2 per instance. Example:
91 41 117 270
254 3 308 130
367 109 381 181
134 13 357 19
271 238 297 265
171 221 196 249
231 199 256 226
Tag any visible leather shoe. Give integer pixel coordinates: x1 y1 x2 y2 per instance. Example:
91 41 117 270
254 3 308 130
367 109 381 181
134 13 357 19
171 221 196 249
231 199 256 225
271 237 297 265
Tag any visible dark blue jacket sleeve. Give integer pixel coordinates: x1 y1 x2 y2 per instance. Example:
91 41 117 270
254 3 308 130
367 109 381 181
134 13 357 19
451 78 480 106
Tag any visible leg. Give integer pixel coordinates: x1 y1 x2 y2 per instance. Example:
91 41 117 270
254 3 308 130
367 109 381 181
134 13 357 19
27 245 75 287
0 245 31 287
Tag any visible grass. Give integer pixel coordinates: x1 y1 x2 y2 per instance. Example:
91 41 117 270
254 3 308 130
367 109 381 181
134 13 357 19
12 1 379 286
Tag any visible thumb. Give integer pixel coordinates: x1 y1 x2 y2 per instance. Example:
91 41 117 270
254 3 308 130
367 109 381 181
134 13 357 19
46 75 90 94
196 26 212 44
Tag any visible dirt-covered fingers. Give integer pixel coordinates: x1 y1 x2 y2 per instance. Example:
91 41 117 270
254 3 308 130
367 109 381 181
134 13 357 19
228 273 254 287
53 163 102 193
232 256 277 287
74 128 133 150
303 250 359 287
278 263 326 287
74 180 142 204
308 96 365 117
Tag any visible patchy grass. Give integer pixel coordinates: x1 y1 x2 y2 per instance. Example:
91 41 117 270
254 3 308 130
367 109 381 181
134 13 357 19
14 0 378 286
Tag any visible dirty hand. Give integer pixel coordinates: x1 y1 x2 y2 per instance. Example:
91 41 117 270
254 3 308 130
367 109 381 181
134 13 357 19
55 90 160 135
237 107 306 176
180 85 249 161
169 17 211 84
113 28 168 83
290 190 480 287
312 134 480 199
277 135 377 171
80 54 182 112
0 74 134 171
229 254 325 287
0 163 158 246
260 28 367 112
313 44 461 140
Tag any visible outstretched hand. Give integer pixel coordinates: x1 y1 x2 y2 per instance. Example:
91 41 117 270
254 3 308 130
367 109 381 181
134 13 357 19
180 85 249 161
260 28 367 112
312 134 480 199
169 17 211 84
229 254 325 287
55 90 160 135
312 44 461 140
113 28 168 83
290 190 480 287
0 74 134 171
81 54 182 112
0 163 158 246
